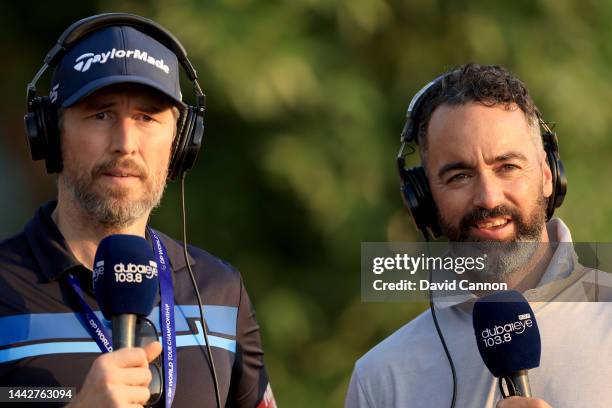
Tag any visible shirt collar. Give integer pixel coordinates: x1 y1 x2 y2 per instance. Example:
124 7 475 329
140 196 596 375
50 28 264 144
434 218 577 310
536 218 574 285
25 200 195 282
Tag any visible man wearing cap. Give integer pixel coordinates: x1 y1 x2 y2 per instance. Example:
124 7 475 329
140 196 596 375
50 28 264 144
345 64 612 408
0 14 276 408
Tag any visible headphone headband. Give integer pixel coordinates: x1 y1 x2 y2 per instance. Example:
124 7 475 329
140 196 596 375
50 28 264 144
400 72 452 145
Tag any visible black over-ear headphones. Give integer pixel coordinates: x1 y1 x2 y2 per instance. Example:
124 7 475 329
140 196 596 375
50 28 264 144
396 73 568 239
24 12 205 180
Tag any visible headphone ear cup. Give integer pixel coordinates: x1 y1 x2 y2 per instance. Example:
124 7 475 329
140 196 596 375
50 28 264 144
168 107 188 180
40 97 63 173
400 170 421 221
23 96 62 173
168 107 190 181
545 150 558 220
545 149 567 219
24 97 48 161
400 166 442 238
181 106 204 171
414 166 442 238
168 105 204 180
553 157 567 208
545 149 559 220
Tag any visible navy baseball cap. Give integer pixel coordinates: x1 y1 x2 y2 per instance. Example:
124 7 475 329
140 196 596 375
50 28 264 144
50 25 183 108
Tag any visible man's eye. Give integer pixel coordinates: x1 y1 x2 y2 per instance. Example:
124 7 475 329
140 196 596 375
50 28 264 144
94 112 110 120
447 173 470 183
500 164 519 172
138 114 155 123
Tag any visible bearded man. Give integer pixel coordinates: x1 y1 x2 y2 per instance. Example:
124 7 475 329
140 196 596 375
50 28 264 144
346 64 611 408
0 14 275 408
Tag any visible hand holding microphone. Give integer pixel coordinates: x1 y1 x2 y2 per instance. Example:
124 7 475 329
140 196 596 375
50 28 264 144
67 342 162 408
69 235 162 408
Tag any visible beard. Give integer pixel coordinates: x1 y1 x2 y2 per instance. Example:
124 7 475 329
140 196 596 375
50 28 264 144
60 156 167 228
440 193 548 283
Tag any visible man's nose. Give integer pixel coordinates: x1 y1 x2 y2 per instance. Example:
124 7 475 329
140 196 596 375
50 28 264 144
110 118 139 155
472 172 505 210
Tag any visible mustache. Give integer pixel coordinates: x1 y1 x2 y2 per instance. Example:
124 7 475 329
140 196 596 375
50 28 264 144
459 205 522 230
92 158 148 179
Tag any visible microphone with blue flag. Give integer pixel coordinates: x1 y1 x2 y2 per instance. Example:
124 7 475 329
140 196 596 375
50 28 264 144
472 290 541 398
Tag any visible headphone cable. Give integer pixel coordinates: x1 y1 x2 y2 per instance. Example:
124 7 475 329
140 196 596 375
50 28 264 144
180 172 222 408
425 236 457 408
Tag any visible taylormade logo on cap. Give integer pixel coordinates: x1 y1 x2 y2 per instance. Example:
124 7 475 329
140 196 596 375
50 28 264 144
73 48 170 74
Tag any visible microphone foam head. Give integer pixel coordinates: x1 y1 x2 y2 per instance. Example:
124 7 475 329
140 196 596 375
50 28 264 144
93 234 159 320
472 290 541 377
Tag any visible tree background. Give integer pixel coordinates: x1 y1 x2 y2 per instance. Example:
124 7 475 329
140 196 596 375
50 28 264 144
1 1 610 406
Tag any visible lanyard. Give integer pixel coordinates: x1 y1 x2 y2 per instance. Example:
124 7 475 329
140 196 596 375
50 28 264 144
65 227 177 408
149 227 177 408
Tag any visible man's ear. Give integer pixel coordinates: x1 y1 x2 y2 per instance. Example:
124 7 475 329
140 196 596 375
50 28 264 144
542 154 553 199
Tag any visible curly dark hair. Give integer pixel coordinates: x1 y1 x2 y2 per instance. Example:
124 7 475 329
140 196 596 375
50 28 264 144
416 63 541 156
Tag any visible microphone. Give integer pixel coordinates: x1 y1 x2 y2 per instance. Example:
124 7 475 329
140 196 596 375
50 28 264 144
472 290 541 398
93 234 159 349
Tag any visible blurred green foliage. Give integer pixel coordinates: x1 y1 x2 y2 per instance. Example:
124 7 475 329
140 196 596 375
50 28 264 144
1 0 611 406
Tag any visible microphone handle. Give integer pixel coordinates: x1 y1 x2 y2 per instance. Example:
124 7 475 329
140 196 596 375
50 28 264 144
501 370 532 398
112 314 137 349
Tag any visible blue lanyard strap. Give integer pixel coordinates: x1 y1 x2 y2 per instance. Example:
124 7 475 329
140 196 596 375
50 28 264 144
65 273 113 353
65 228 177 408
148 227 178 408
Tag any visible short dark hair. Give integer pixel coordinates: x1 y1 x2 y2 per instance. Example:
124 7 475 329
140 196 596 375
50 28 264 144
416 64 541 157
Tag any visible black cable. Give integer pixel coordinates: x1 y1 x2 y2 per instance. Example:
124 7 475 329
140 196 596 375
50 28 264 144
425 235 457 408
180 172 222 408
